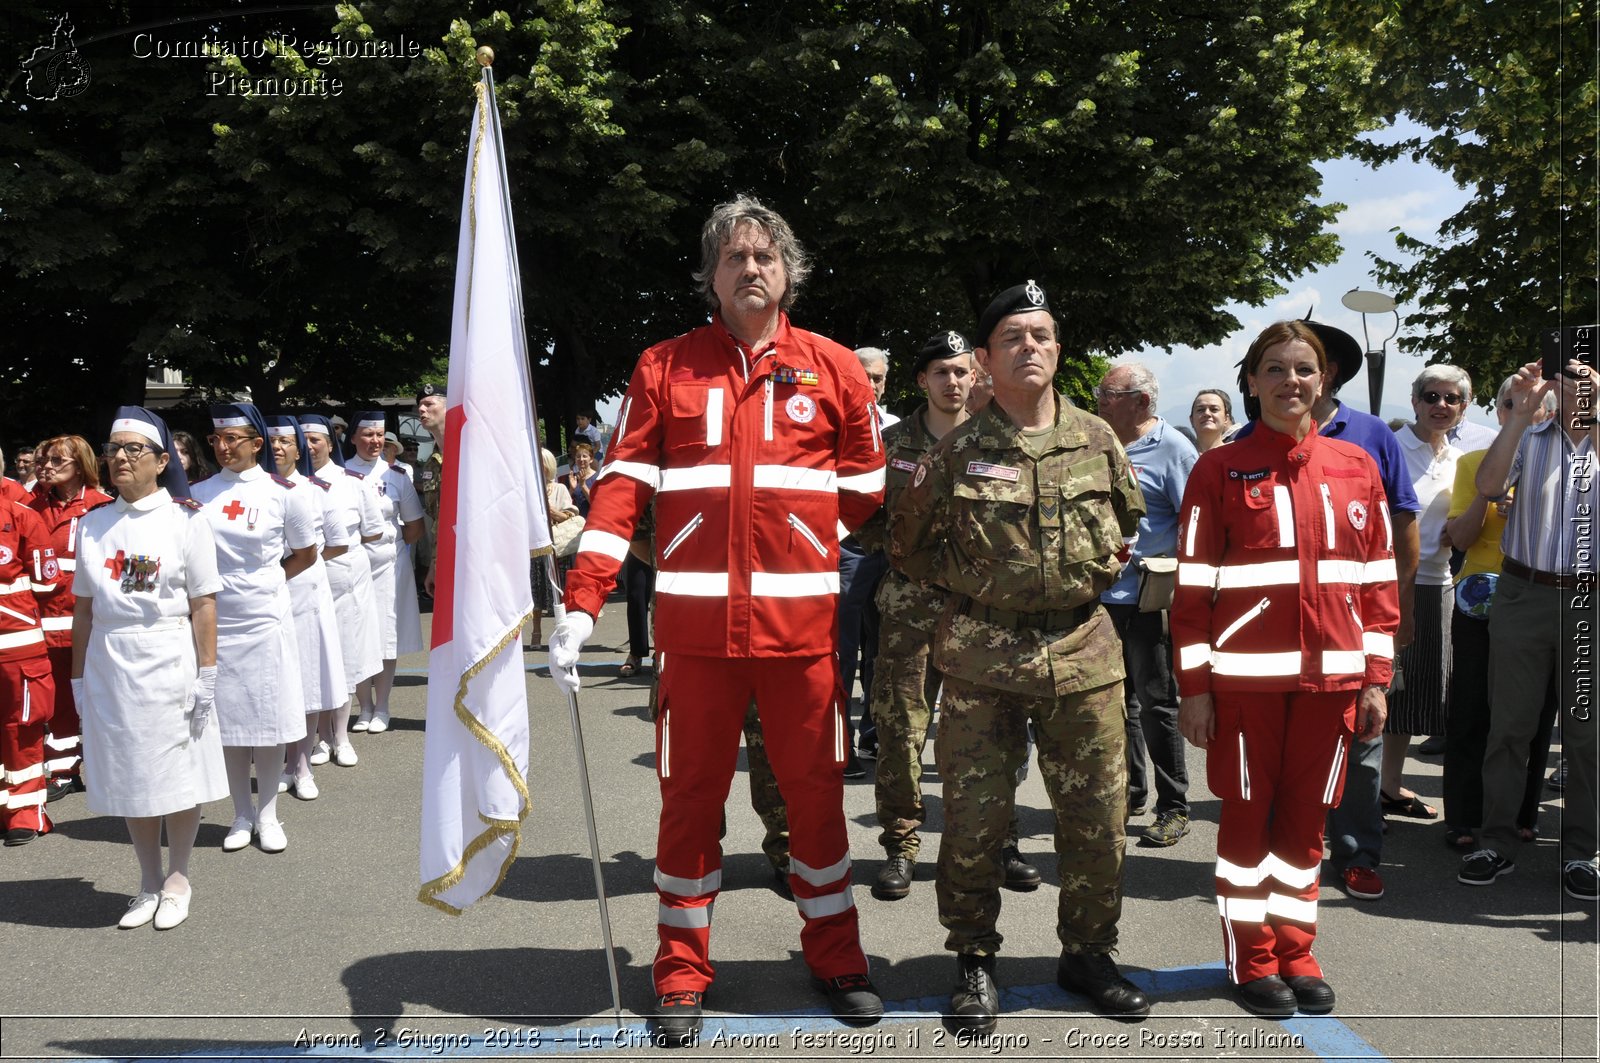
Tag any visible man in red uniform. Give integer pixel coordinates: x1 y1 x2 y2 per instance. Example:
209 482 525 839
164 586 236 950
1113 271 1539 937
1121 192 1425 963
549 196 886 1042
0 489 58 843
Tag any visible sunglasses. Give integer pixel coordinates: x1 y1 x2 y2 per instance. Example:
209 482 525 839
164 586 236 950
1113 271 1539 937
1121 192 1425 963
1419 390 1464 407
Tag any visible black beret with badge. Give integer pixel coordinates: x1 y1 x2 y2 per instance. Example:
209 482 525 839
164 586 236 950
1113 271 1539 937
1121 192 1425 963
914 330 974 375
975 279 1051 348
416 383 446 405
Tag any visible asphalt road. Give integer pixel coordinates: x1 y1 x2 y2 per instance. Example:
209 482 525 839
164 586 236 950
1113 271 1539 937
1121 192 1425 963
2 599 1594 1061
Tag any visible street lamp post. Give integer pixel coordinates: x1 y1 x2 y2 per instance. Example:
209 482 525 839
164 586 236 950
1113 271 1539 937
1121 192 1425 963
1340 288 1401 417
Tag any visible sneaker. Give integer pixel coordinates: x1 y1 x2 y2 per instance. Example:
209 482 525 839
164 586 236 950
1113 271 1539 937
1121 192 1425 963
812 973 883 1025
1143 810 1191 847
332 742 359 767
650 990 703 1046
872 855 914 901
842 754 866 779
949 954 999 1032
1056 951 1150 1019
308 741 331 766
1563 859 1599 901
1549 760 1567 791
1458 849 1514 886
1342 866 1385 900
1001 847 1041 891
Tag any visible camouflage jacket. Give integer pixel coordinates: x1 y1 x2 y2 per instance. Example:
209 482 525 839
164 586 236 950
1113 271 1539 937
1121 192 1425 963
855 402 939 555
888 397 1146 695
416 447 444 525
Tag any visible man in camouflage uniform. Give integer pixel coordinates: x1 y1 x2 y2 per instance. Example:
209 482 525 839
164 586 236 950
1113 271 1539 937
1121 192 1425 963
416 384 447 596
890 281 1150 1032
855 330 1038 901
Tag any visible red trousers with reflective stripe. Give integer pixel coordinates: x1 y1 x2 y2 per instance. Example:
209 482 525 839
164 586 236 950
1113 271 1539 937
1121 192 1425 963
1 655 54 835
1207 690 1354 983
653 653 864 993
44 646 80 780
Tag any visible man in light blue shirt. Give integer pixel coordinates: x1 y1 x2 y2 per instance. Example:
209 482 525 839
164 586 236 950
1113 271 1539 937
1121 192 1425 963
1096 363 1198 846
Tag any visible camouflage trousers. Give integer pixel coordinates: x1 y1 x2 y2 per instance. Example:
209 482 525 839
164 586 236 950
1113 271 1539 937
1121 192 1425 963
935 674 1127 956
869 608 943 858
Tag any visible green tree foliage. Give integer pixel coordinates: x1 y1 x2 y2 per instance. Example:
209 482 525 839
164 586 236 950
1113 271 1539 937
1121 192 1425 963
1319 0 1597 393
3 1 1371 440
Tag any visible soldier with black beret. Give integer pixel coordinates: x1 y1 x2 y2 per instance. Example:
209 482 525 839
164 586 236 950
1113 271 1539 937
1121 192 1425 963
890 280 1150 1032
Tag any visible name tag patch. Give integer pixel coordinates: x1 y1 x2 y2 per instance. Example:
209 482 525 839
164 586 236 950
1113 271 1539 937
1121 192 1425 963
1230 467 1271 482
890 458 919 473
966 461 1020 482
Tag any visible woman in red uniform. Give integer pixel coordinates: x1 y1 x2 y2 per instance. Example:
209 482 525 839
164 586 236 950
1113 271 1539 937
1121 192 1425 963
1172 321 1399 1018
29 436 112 800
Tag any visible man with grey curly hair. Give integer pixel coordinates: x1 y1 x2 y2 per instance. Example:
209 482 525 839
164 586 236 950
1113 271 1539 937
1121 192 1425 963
691 194 812 314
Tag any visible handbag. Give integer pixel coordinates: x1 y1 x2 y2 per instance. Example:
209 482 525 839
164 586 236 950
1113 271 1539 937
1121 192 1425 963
551 515 585 558
1454 571 1498 619
1136 556 1178 613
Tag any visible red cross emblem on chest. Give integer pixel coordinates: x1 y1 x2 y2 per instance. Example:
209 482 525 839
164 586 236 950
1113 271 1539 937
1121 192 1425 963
221 500 246 521
105 550 127 578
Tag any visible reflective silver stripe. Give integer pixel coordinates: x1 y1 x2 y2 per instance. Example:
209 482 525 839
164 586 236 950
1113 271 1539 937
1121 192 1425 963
659 708 670 778
577 530 631 562
7 762 44 784
764 378 774 441
1321 650 1366 674
1316 560 1366 584
1216 561 1300 589
1380 503 1393 552
656 571 729 596
706 388 724 447
1364 631 1395 658
44 734 80 752
754 465 836 492
1178 643 1211 671
1321 483 1336 550
787 514 829 558
1238 732 1250 800
657 903 711 929
56 557 76 572
867 403 881 452
0 602 36 626
1264 854 1319 889
750 571 840 597
0 577 31 594
0 629 44 650
21 672 30 723
1212 650 1301 677
8 790 46 809
836 467 886 494
1184 505 1200 556
598 459 661 489
40 616 74 632
44 755 80 772
659 465 732 492
1273 485 1294 547
1214 856 1268 888
654 867 721 896
1364 558 1397 583
1321 736 1347 806
1265 892 1317 924
795 889 856 920
835 696 845 762
0 786 8 803
612 397 632 451
1215 598 1270 647
791 852 852 888
1177 562 1218 587
1217 895 1266 922
835 520 850 542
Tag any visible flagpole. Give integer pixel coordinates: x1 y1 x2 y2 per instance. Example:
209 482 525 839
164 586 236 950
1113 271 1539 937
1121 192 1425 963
478 52 624 1032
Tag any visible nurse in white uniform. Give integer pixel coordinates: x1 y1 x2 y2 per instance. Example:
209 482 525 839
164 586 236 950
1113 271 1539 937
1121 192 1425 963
71 406 227 930
189 404 316 854
343 412 424 734
268 416 348 801
300 415 382 768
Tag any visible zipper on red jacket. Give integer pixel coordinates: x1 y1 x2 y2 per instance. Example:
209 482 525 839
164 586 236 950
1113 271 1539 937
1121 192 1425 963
1346 592 1362 630
764 378 774 441
787 513 829 558
661 513 703 559
1215 597 1270 647
1320 483 1336 550
1184 504 1200 556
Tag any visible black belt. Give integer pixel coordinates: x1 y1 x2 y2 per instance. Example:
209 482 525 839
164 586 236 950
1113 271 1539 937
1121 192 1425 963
1502 557 1582 591
957 597 1096 632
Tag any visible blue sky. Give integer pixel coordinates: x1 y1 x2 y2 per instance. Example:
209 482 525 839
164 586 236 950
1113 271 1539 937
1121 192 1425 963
1128 119 1495 429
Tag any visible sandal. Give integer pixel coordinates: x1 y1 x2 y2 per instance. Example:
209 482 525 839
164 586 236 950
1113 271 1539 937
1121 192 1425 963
1443 825 1477 851
618 657 640 678
1381 790 1438 819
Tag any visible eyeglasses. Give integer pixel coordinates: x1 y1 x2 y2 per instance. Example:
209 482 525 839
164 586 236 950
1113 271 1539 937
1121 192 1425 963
1419 390 1465 407
1094 388 1140 401
37 455 73 468
101 442 158 459
207 432 257 448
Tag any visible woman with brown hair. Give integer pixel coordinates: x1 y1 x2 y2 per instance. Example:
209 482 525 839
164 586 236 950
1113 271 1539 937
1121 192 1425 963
29 435 112 800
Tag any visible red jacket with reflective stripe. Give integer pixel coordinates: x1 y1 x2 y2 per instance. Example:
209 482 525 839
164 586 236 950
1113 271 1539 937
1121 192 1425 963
1170 422 1399 696
28 485 113 648
0 500 54 662
563 313 885 658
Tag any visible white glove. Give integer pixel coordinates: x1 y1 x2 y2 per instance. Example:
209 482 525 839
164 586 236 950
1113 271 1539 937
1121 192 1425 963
71 677 87 712
189 665 218 740
547 612 595 695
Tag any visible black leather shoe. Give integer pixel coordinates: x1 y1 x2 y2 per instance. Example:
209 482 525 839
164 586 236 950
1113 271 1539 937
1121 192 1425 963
1057 951 1150 1020
812 973 883 1025
949 954 999 1032
771 863 793 899
4 827 38 847
650 990 703 1046
1000 847 1041 891
1233 975 1297 1018
46 776 84 803
872 855 914 900
1283 974 1335 1014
